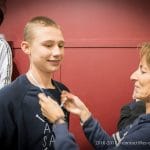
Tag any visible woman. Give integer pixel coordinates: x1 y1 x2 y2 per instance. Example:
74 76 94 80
38 42 150 150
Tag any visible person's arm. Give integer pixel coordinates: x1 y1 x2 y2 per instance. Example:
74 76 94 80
81 115 115 150
61 91 116 150
0 39 12 88
38 93 79 150
53 123 79 150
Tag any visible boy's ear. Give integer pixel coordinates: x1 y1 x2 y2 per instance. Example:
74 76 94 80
21 41 31 55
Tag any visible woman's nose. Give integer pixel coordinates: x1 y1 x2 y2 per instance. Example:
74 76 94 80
130 69 139 81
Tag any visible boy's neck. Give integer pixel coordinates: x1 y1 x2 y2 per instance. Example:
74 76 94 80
26 69 55 89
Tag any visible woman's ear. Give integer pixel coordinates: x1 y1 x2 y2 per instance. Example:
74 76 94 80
21 41 31 55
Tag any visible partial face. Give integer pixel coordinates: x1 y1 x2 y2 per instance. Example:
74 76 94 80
23 26 65 74
130 56 150 101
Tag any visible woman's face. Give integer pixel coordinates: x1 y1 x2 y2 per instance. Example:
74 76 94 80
130 56 150 102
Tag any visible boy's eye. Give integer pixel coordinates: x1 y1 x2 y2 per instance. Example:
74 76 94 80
44 42 54 48
58 43 64 48
46 44 53 48
42 41 65 48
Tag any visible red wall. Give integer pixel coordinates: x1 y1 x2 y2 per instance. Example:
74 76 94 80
1 0 150 149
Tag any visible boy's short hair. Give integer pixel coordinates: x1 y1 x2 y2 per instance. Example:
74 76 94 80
24 16 60 43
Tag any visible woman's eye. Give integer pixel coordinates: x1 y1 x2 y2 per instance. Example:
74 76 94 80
141 70 146 74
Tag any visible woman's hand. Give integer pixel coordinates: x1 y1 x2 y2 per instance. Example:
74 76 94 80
38 93 65 124
61 91 91 123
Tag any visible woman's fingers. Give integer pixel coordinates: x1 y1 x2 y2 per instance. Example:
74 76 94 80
38 93 48 102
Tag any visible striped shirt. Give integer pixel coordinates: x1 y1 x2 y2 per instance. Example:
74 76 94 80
0 36 12 89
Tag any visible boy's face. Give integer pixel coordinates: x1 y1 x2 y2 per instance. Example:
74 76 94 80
28 26 65 74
